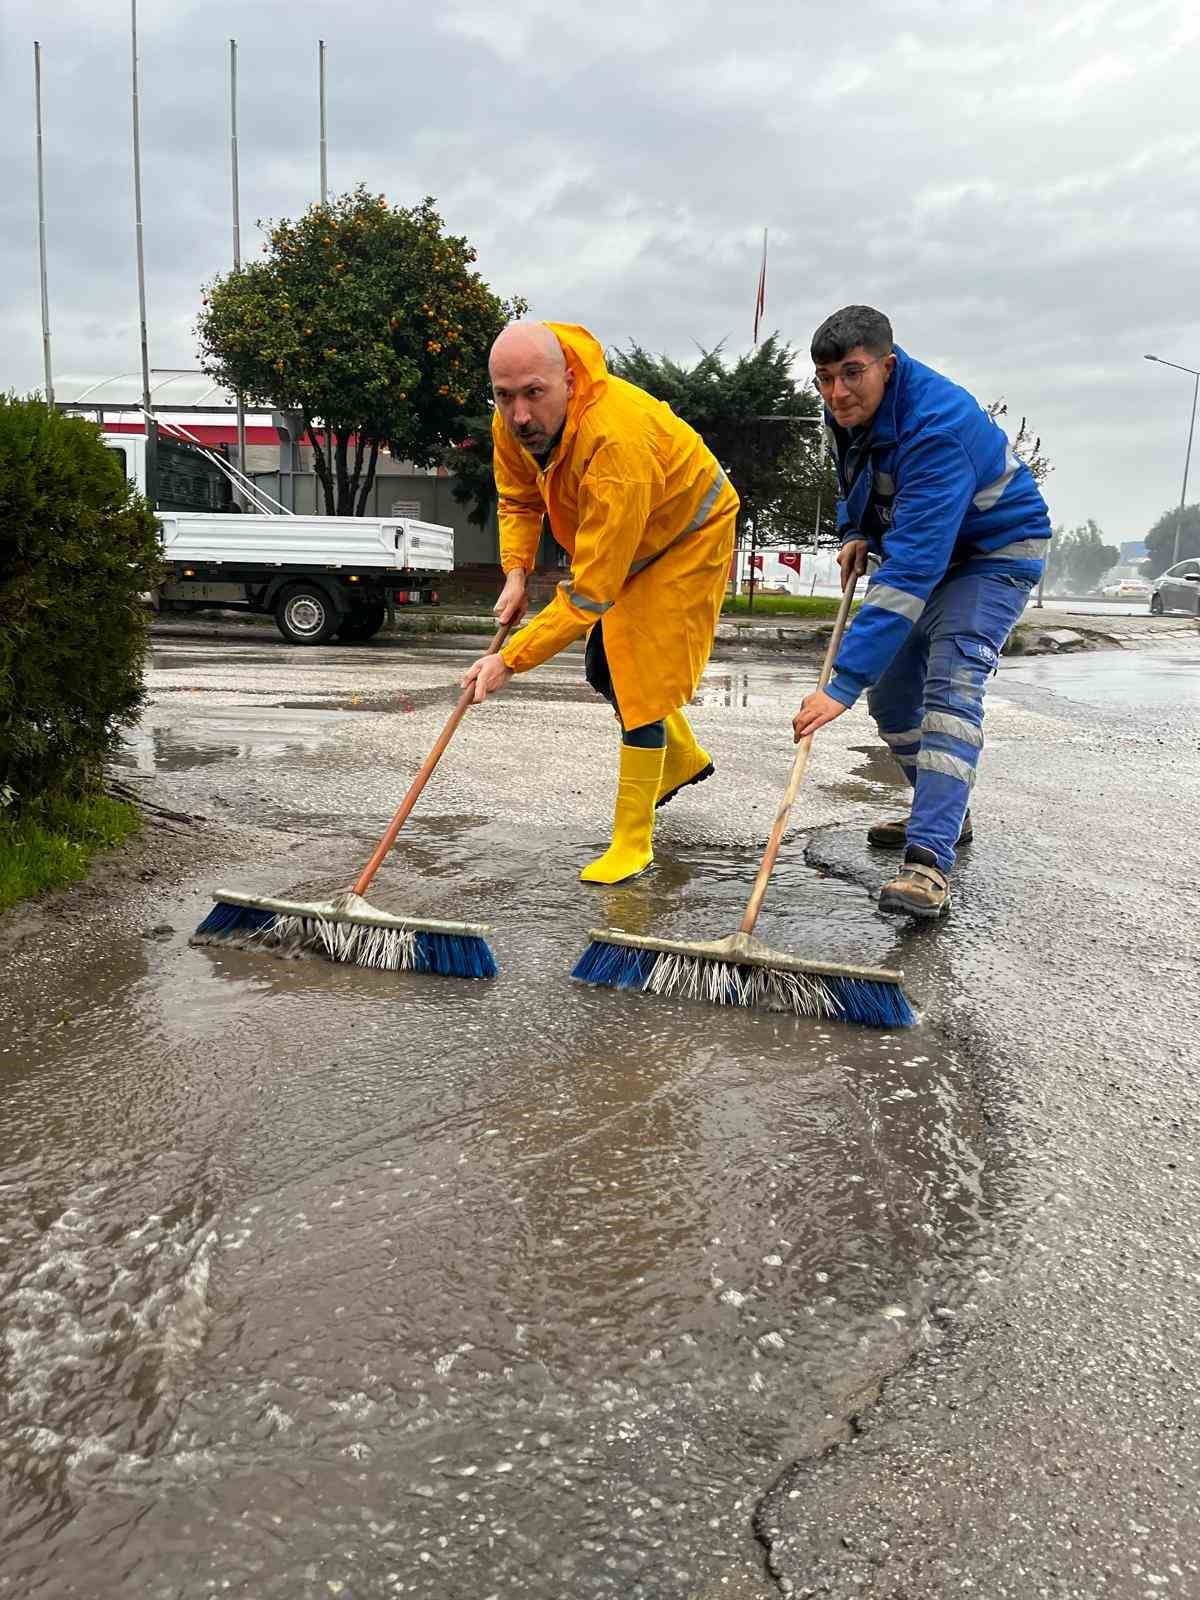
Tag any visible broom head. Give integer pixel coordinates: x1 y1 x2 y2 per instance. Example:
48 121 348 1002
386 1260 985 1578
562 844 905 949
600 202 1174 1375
192 890 497 978
573 928 915 1027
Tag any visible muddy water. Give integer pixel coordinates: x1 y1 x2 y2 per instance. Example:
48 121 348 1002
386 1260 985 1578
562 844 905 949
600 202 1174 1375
0 642 995 1599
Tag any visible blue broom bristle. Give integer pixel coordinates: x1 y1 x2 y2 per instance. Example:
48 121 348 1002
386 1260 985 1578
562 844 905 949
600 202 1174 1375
827 976 917 1029
193 901 279 940
193 902 497 980
572 940 658 990
411 931 498 980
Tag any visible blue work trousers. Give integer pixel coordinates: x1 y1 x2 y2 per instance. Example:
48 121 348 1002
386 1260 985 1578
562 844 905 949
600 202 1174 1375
866 562 1037 872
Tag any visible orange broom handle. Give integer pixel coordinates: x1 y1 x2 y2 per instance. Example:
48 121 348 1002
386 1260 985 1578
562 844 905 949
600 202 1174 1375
738 573 860 937
352 622 513 897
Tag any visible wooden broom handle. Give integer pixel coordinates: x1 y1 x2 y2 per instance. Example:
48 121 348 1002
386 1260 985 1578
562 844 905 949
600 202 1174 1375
738 574 860 936
352 622 513 897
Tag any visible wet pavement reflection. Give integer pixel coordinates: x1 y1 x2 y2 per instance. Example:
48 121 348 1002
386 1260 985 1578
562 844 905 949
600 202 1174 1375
0 640 999 1599
999 648 1200 711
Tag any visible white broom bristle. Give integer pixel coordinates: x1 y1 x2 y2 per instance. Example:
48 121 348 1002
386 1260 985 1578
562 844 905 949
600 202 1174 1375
643 952 840 1017
249 914 420 971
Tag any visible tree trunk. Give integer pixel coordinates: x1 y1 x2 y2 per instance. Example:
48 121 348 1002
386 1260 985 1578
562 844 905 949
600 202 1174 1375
350 430 366 491
355 440 380 517
747 519 758 615
334 431 352 515
305 417 335 514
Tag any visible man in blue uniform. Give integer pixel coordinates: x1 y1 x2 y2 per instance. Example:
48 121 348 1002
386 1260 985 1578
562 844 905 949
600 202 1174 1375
792 306 1050 919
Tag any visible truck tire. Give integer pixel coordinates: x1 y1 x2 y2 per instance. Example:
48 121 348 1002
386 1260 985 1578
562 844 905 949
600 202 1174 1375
275 583 340 645
336 603 387 642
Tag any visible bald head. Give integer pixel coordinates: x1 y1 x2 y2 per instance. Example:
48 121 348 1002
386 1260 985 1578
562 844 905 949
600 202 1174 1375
490 321 566 376
489 321 574 456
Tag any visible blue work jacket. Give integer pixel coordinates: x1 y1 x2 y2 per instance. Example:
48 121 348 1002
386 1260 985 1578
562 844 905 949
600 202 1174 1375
825 346 1050 708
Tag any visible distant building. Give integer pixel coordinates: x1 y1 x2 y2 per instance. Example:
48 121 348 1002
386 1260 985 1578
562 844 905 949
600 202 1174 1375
1120 540 1148 563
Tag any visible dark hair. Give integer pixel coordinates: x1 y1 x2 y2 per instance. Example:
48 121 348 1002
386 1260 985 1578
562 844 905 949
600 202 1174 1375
810 305 893 364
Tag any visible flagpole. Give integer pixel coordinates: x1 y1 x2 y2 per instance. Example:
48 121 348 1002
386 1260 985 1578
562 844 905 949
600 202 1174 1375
318 39 332 509
129 0 159 502
753 227 767 345
130 0 152 421
34 42 54 406
318 40 328 204
229 38 246 502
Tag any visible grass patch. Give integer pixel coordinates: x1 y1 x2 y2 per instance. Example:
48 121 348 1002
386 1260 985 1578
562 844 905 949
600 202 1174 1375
0 791 140 914
721 594 859 618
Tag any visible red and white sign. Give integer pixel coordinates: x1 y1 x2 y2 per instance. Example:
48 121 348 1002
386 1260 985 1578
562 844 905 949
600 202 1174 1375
777 550 803 575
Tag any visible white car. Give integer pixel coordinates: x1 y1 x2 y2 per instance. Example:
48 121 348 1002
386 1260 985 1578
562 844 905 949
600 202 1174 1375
1100 578 1152 599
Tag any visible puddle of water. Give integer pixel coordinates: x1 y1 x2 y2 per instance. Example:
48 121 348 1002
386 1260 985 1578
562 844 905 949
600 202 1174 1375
0 814 987 1598
999 649 1200 711
845 743 908 789
115 707 358 775
695 663 811 710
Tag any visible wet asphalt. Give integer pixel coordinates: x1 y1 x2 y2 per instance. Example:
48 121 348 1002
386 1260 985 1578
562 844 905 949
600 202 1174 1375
0 628 1197 1598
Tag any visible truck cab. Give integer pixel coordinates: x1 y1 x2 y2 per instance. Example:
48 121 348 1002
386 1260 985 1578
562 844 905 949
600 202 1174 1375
105 431 235 513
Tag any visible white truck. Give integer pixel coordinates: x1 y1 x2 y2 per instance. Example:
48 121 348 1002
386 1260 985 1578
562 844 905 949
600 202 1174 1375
104 430 455 645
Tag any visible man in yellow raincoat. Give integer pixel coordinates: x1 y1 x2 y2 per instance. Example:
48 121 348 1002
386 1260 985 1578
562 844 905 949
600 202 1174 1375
463 321 739 884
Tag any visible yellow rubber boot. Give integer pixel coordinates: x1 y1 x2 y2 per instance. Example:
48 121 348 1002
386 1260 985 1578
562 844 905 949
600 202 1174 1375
656 711 714 809
580 743 666 885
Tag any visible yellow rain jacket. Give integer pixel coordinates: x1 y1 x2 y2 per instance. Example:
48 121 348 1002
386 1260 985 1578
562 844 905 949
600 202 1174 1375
495 323 739 730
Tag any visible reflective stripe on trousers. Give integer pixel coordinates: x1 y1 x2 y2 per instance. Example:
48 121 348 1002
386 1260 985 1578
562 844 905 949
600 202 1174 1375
865 565 1034 871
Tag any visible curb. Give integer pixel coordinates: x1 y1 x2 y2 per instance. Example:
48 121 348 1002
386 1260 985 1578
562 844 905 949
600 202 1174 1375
149 609 1198 658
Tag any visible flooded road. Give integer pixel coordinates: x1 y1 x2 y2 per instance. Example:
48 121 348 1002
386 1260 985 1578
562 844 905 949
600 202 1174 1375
999 646 1200 712
1 635 1039 1597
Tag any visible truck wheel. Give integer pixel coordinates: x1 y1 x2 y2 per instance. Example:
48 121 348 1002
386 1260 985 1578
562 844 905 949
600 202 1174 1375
275 584 340 645
336 604 387 642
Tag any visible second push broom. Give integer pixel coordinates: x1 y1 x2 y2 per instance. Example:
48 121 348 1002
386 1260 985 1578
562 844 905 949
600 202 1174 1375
191 625 513 978
572 579 917 1027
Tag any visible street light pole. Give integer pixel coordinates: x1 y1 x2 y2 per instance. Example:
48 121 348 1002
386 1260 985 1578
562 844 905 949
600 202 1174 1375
1145 354 1200 567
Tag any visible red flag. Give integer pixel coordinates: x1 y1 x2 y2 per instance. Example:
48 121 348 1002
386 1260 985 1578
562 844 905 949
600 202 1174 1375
753 228 767 344
777 550 803 575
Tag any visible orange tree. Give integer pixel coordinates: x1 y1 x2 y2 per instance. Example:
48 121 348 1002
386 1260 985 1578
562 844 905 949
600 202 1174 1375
197 188 523 514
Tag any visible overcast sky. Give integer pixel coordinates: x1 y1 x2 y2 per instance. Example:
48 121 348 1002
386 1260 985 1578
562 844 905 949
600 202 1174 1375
3 0 1199 541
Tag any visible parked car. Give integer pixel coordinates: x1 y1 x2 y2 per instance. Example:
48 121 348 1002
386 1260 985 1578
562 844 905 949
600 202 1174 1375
1100 578 1152 599
1149 559 1200 615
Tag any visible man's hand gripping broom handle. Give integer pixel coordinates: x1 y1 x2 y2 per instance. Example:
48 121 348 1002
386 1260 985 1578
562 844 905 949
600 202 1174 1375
738 575 860 937
351 623 514 898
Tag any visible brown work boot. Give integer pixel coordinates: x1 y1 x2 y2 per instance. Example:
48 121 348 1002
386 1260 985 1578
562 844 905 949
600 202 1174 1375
878 848 951 920
868 810 973 850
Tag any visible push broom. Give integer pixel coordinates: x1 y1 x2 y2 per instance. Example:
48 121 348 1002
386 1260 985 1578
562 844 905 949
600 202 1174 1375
572 579 917 1027
191 625 512 978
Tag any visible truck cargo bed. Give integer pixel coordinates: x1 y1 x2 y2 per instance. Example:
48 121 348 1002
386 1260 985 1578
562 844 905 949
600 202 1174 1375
159 513 454 571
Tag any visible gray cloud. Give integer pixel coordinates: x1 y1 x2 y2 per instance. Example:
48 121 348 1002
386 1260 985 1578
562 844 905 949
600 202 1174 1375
3 0 1199 538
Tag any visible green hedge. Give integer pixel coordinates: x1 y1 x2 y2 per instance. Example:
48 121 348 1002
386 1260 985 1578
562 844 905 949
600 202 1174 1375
0 397 162 807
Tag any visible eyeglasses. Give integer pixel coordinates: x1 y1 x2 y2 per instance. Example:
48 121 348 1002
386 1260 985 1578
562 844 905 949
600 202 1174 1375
813 355 889 392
